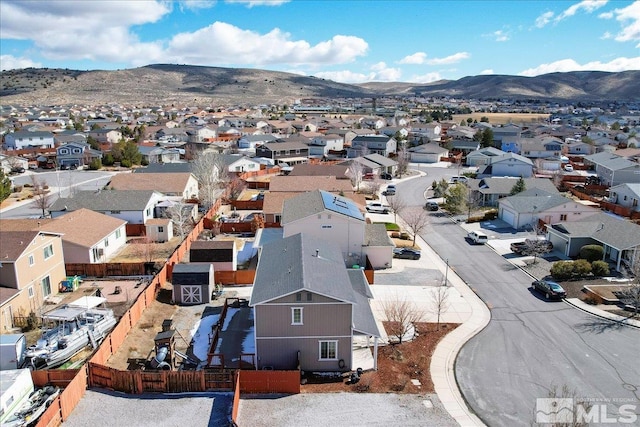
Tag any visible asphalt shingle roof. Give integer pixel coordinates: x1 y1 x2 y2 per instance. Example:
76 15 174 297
364 223 394 247
250 233 357 305
550 212 640 250
49 190 160 212
282 190 364 225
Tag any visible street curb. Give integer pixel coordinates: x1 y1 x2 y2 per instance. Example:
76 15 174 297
562 298 640 329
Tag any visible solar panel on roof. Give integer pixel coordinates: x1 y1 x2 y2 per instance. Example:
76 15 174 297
320 190 363 220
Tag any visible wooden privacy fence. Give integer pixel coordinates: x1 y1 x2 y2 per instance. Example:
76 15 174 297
214 270 256 285
65 262 146 278
237 370 300 394
87 363 235 393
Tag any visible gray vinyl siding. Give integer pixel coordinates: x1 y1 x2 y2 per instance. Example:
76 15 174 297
256 336 352 372
255 303 352 337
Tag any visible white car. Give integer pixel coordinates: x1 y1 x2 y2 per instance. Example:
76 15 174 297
564 164 574 172
366 202 390 214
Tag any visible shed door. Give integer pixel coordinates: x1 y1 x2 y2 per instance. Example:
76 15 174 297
181 285 202 304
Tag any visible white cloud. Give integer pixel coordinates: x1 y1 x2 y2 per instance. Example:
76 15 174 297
535 11 554 28
315 62 402 84
480 69 495 75
519 56 640 76
0 55 42 71
601 31 613 39
599 11 614 19
165 22 368 66
0 1 169 63
180 0 216 11
555 0 608 23
399 52 427 64
426 52 470 65
225 0 290 6
408 72 442 83
491 30 509 42
612 1 640 46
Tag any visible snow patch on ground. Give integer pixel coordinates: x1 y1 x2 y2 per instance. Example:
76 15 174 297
190 313 220 363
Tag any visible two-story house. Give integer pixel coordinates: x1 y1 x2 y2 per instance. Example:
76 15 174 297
608 183 640 212
308 134 344 159
583 152 640 186
56 141 103 169
3 131 55 150
478 152 534 178
347 135 396 158
255 141 310 166
0 230 66 332
250 232 381 372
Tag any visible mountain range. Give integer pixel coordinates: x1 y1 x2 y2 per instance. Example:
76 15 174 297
1 64 638 106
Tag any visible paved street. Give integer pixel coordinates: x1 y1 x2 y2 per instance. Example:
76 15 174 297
395 169 640 427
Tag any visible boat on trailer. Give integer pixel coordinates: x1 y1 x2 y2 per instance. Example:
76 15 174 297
24 296 116 369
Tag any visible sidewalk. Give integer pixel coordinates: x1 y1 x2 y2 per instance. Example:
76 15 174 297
564 298 640 328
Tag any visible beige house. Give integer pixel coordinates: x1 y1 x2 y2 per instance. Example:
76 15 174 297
108 172 199 200
0 230 66 332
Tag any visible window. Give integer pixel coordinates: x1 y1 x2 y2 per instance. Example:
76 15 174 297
560 214 567 221
115 229 121 239
158 226 164 232
306 292 312 301
321 225 332 229
28 254 34 266
104 238 109 247
319 341 337 360
291 307 303 325
296 292 302 302
43 244 54 260
28 286 34 298
73 148 81 154
111 210 121 214
41 276 51 297
60 148 69 154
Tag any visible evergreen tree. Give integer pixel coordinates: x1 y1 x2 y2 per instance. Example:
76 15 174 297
0 170 12 203
510 177 527 195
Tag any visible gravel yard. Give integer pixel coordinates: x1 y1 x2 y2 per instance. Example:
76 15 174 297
63 389 233 427
237 393 457 427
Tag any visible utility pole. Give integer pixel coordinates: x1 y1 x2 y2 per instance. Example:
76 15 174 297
443 259 449 286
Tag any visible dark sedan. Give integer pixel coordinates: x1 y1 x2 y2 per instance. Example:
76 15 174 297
393 248 421 260
531 280 566 300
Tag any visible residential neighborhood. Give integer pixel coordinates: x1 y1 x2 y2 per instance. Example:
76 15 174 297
1 98 640 427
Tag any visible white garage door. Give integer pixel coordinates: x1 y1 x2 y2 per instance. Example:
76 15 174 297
501 209 516 227
181 285 202 304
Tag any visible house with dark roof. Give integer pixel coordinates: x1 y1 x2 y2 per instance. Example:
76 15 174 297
56 141 103 169
49 190 164 226
498 188 600 230
281 190 393 270
255 141 310 166
250 232 381 371
0 230 66 332
546 212 640 271
3 131 55 150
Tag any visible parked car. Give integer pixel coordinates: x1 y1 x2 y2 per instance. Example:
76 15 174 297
564 164 574 172
393 247 421 260
466 230 488 244
449 176 468 184
366 202 390 214
10 166 25 174
380 173 393 180
424 201 439 211
363 173 375 180
531 280 566 300
383 184 396 196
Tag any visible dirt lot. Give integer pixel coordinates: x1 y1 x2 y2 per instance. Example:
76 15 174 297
302 322 458 394
108 237 182 263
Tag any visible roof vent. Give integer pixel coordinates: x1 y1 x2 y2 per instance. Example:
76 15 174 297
315 249 319 257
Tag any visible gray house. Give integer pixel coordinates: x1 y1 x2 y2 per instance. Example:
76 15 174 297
250 232 380 372
408 143 449 164
347 135 396 158
583 152 640 186
608 183 640 212
478 152 534 178
469 177 559 207
171 263 215 305
546 212 640 271
466 147 505 167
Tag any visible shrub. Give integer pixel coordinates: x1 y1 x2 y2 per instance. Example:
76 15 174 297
13 185 22 192
483 210 498 220
89 158 102 170
579 245 604 263
102 153 115 166
399 232 410 240
573 259 592 277
550 261 574 280
120 159 132 168
591 260 610 277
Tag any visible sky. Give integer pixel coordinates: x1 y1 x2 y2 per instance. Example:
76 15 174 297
0 0 639 84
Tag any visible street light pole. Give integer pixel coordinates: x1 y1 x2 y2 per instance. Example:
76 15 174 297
443 258 449 286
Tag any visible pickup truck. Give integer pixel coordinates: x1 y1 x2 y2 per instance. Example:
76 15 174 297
510 239 553 255
366 202 390 214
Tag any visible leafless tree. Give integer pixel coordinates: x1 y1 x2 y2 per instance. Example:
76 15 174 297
348 160 364 192
621 252 640 315
382 295 424 344
30 175 52 218
165 203 194 241
226 174 246 201
395 146 410 178
430 286 450 329
402 208 430 247
191 149 226 210
132 235 158 263
385 194 407 223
